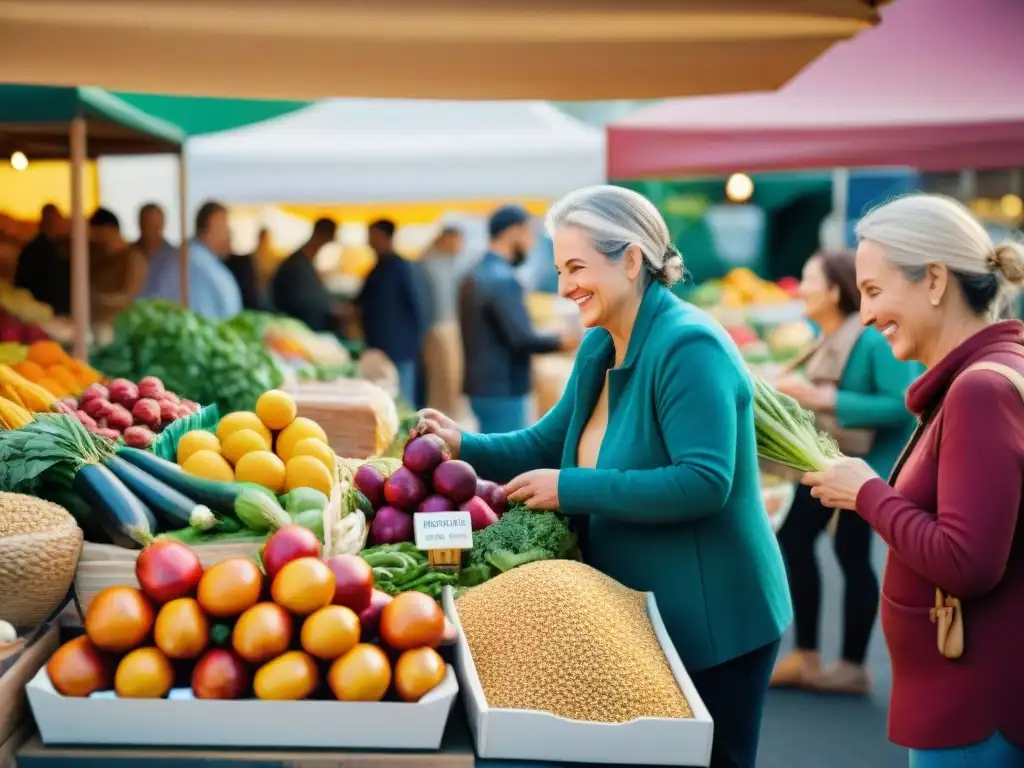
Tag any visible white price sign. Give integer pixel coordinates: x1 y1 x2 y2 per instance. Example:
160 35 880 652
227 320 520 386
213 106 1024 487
413 511 474 551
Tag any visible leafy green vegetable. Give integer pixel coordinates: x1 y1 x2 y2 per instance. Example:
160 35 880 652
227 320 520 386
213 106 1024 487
0 414 117 494
469 504 580 577
753 377 841 472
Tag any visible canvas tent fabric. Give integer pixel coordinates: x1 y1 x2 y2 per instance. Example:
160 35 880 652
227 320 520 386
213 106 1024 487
0 0 886 101
172 99 605 204
606 0 1024 178
112 93 310 137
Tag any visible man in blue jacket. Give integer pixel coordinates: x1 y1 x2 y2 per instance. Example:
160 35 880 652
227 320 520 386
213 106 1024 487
459 204 578 433
357 219 427 404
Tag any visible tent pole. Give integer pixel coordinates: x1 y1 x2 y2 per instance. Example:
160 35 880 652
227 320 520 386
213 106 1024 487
178 149 189 307
832 168 850 249
69 117 89 360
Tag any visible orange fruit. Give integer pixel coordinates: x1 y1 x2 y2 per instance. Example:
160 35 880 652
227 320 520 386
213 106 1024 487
301 605 361 660
253 651 318 701
197 558 263 618
232 603 293 664
327 643 392 702
84 586 155 653
379 591 445 650
46 636 112 697
154 598 209 659
114 647 174 698
271 557 335 616
393 647 446 702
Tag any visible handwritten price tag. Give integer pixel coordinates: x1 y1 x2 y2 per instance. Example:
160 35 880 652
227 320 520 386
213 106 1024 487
413 511 474 551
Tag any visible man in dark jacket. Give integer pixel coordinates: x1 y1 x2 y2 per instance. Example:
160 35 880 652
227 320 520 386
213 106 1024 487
357 219 427 404
459 204 577 433
272 218 341 333
15 203 70 315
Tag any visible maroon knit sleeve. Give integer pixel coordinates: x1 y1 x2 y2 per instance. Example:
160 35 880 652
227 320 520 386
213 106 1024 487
855 370 1024 598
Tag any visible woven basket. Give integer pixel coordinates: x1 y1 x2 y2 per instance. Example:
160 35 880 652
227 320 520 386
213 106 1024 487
71 540 264 621
0 495 83 629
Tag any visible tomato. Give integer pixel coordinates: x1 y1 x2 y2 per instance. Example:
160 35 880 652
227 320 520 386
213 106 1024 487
327 643 392 702
253 651 318 700
300 605 361 661
191 648 251 699
85 586 155 653
135 539 203 604
154 597 209 659
232 602 293 664
324 554 374 612
46 636 112 697
393 647 446 702
379 591 445 650
270 557 334 616
197 558 263 618
114 647 174 698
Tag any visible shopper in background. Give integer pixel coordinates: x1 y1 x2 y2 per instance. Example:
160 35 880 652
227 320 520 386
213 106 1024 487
136 203 180 302
88 207 148 324
416 225 467 417
143 200 242 320
419 186 791 768
272 218 340 330
357 219 427 404
803 194 1024 767
771 250 918 695
226 226 267 311
15 203 69 315
459 204 577 433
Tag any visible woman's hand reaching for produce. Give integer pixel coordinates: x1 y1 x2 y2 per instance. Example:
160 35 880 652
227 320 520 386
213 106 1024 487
505 469 560 510
410 409 461 459
775 375 836 412
801 458 878 511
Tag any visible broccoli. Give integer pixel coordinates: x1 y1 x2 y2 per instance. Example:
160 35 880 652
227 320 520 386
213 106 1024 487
469 503 581 576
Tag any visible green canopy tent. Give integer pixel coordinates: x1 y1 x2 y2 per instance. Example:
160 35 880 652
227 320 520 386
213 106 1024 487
0 85 309 357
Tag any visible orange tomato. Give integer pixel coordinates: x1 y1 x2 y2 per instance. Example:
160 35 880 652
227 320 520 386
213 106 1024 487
197 558 263 618
46 636 112 697
379 591 445 651
300 605 361 661
327 643 392 702
114 647 174 698
393 647 446 702
271 557 335 616
232 602 293 664
154 597 209 659
85 586 155 653
253 651 319 701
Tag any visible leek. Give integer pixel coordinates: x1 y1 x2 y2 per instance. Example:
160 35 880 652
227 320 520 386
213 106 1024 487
753 377 841 473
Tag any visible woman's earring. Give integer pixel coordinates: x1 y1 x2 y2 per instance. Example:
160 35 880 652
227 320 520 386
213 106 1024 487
931 298 940 306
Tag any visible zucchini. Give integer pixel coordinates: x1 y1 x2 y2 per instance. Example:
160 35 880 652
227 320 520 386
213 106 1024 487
103 456 216 532
117 446 239 514
73 463 157 549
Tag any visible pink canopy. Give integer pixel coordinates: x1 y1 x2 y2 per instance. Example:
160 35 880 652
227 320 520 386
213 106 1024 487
607 0 1024 179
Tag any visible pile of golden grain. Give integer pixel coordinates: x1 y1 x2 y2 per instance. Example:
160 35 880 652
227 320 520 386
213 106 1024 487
454 559 692 723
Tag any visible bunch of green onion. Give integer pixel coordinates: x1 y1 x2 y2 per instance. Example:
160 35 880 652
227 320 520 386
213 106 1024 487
752 377 841 473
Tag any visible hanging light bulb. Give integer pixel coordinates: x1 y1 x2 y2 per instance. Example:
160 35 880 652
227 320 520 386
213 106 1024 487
10 151 28 171
725 173 754 203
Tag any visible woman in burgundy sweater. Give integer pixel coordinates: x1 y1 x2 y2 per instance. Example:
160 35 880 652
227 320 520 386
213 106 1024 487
803 194 1024 768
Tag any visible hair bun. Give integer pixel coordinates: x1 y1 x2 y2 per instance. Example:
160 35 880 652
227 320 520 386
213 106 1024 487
659 250 684 288
993 241 1024 286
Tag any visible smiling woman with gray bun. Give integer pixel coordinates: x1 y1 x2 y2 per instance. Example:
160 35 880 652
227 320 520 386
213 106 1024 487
416 185 792 768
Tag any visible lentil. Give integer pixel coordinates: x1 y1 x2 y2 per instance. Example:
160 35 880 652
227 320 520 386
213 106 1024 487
455 559 692 723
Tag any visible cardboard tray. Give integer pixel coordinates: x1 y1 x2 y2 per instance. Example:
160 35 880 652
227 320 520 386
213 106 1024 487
26 665 458 751
443 587 714 766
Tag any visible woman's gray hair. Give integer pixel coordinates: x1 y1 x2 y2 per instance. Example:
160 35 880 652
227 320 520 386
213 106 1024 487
856 193 1024 318
545 185 684 288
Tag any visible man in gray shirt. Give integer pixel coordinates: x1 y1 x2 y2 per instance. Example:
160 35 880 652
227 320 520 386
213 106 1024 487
416 226 466 417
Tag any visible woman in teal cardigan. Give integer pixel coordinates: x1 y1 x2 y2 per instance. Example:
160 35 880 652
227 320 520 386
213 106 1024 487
416 185 792 768
772 251 918 695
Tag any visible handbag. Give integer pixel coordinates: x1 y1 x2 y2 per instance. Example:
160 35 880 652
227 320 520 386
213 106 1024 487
891 360 1024 660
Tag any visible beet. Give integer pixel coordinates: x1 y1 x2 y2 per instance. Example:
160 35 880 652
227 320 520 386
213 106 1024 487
79 383 109 404
132 398 161 428
383 466 428 511
123 425 156 449
370 506 414 545
402 434 448 475
107 379 139 408
138 376 166 400
433 460 478 504
354 464 386 508
417 494 455 514
358 589 393 641
461 496 499 531
475 479 508 514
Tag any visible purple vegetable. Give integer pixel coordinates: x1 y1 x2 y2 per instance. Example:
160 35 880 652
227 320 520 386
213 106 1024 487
383 465 428 512
354 463 387 508
475 479 508 515
402 434 448 476
370 506 414 545
433 459 478 504
417 494 456 514
460 496 499 531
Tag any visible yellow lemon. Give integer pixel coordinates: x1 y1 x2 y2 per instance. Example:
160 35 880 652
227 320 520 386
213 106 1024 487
276 417 329 463
176 430 220 466
221 428 271 466
182 450 234 483
216 412 272 445
285 455 334 496
255 389 297 431
234 450 287 493
291 437 336 474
